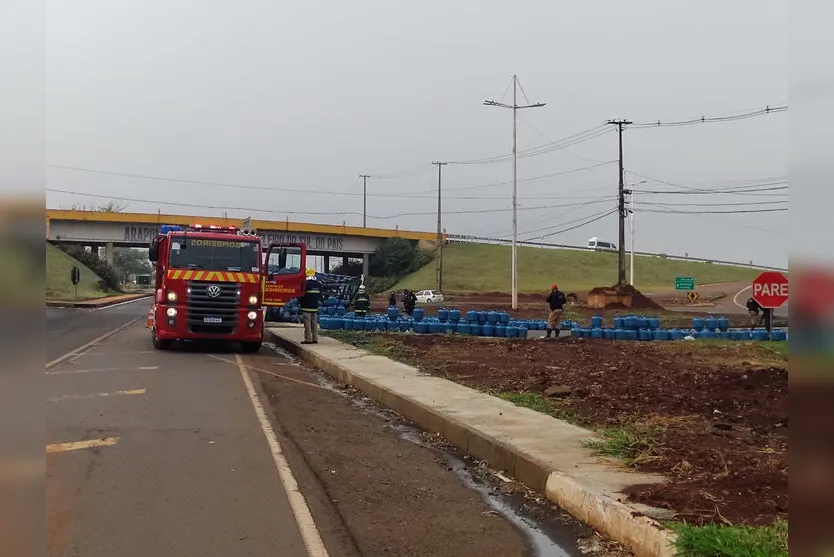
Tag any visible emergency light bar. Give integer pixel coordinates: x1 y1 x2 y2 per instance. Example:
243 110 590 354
187 224 239 234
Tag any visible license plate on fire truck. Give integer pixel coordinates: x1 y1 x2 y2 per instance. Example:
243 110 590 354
203 317 223 324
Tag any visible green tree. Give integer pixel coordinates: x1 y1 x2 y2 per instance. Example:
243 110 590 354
113 248 152 284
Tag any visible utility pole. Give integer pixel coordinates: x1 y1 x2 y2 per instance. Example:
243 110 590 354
606 119 632 287
359 174 370 227
432 161 448 292
484 75 546 310
627 180 646 288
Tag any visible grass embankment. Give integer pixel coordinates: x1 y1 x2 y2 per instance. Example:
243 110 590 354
46 243 109 300
394 243 762 293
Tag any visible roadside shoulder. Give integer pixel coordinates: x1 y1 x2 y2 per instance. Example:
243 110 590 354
265 326 677 557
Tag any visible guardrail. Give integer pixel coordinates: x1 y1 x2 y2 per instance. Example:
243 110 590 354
445 234 788 272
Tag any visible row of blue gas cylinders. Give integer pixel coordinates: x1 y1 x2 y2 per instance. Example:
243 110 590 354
389 306 513 325
320 313 548 336
572 327 787 342
692 316 731 332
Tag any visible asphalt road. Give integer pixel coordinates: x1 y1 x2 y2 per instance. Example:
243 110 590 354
46 302 608 556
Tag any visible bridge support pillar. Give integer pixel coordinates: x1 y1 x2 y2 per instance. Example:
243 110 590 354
323 255 330 272
362 254 369 279
104 242 115 265
342 256 349 270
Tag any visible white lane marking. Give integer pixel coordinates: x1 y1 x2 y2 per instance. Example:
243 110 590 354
48 366 159 376
92 296 152 311
733 285 752 310
46 317 142 371
234 354 328 557
46 437 119 454
48 389 146 402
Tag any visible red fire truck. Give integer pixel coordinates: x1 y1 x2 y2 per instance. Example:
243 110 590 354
148 224 307 352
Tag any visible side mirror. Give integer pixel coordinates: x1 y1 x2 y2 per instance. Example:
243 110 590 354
148 238 159 262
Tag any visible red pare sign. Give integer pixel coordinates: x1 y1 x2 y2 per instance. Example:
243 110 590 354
752 271 789 309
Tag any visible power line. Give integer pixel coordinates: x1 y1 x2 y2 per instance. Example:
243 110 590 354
638 207 788 215
522 209 619 242
631 105 788 128
47 187 613 220
641 199 787 208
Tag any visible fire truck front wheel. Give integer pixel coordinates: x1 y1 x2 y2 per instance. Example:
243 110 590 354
152 330 173 350
239 341 262 353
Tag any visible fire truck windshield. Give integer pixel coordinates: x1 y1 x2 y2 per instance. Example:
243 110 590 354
168 237 261 272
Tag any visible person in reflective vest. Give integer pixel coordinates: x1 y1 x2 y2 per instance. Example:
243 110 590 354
300 268 322 344
354 285 371 317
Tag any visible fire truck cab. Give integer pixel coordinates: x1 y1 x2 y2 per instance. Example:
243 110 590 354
148 224 266 352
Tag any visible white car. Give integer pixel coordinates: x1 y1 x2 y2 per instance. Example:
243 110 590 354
415 290 444 304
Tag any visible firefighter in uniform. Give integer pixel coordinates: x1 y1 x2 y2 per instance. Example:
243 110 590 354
300 268 322 344
354 285 371 317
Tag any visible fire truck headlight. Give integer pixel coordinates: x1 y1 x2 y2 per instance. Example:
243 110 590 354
248 295 258 305
166 291 177 302
247 311 258 321
166 307 177 317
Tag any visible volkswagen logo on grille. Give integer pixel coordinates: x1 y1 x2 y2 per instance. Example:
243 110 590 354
206 284 222 298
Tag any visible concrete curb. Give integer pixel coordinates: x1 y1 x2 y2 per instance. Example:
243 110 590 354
265 329 678 557
46 293 152 309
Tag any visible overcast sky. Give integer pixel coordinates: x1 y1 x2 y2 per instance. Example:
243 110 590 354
45 0 788 267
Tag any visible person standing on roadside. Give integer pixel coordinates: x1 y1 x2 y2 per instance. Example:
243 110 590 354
389 291 397 308
746 296 763 330
545 284 567 339
403 289 417 316
300 268 323 344
354 285 371 317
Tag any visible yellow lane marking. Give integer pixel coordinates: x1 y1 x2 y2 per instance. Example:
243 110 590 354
47 389 146 402
235 354 328 556
206 355 327 390
46 437 119 454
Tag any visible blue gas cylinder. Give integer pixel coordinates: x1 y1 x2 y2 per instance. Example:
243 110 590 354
614 329 627 340
495 324 506 337
469 323 481 336
487 311 499 324
412 307 425 322
692 317 704 331
449 309 461 323
505 326 518 338
638 329 653 341
387 306 399 321
652 329 668 341
603 328 616 340
591 315 603 329
704 317 718 331
648 317 661 330
771 329 787 341
591 327 603 339
466 310 479 323
482 324 496 337
625 330 638 341
499 312 510 324
717 316 729 332
476 311 487 324
571 327 582 338
752 329 769 341
437 308 449 322
456 322 470 335
613 317 625 329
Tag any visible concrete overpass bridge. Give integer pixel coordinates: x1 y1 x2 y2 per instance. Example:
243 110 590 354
46 209 438 274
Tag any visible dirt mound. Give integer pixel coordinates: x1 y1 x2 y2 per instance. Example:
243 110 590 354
587 284 664 310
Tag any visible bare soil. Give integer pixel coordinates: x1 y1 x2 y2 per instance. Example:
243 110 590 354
351 334 788 527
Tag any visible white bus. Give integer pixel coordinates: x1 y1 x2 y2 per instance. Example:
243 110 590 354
587 237 617 252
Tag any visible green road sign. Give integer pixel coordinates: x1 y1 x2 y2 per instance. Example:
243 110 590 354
675 277 695 291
